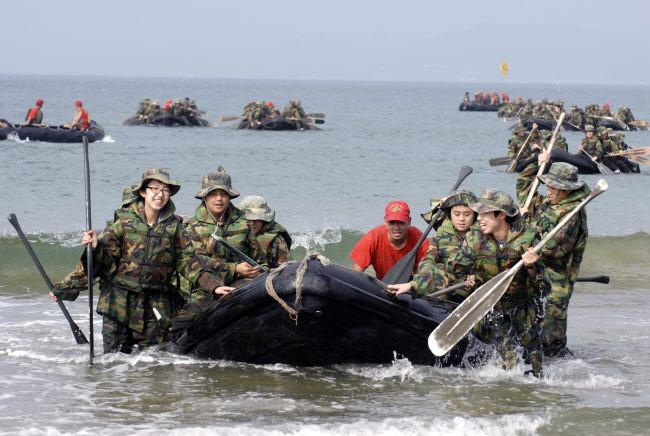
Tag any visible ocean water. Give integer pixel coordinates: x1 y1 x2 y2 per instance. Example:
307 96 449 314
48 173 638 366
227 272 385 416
0 75 649 435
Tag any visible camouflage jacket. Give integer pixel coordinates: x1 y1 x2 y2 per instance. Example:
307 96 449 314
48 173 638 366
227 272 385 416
532 186 589 304
515 162 545 214
255 221 292 269
447 224 540 310
580 137 603 158
507 135 525 160
88 200 223 332
410 219 480 299
185 203 259 284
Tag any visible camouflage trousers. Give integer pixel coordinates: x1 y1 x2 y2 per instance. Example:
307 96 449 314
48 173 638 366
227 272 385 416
541 300 570 357
472 300 543 375
101 314 164 354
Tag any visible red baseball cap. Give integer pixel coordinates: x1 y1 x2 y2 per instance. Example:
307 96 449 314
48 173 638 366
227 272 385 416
384 200 410 223
35 98 44 107
265 101 274 107
75 100 83 107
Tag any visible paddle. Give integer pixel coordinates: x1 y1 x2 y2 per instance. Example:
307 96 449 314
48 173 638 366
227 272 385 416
382 165 474 285
506 126 538 174
581 149 614 175
489 156 511 167
428 179 608 357
211 233 269 273
82 136 95 363
522 113 566 211
306 113 325 119
427 274 610 300
7 213 89 345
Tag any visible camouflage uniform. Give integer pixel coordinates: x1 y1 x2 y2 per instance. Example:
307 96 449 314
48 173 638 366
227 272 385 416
520 163 589 357
53 185 141 299
568 106 586 129
56 169 225 353
507 126 528 160
136 98 151 118
185 167 259 289
580 125 603 159
447 190 543 374
238 195 292 269
410 190 479 301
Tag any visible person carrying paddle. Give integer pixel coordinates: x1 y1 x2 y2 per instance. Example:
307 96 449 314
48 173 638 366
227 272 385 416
350 200 429 281
52 169 229 353
578 125 604 163
517 158 590 358
387 190 479 302
185 166 261 294
24 98 44 126
446 190 544 376
238 195 292 269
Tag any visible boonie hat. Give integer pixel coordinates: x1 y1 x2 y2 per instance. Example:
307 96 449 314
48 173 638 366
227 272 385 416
133 168 181 196
195 166 240 199
421 190 478 223
538 162 585 191
470 190 519 217
384 200 410 223
238 195 275 222
585 125 595 132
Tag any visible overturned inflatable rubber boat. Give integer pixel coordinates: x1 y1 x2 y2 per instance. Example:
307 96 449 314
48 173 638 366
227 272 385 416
0 120 105 143
123 113 211 127
171 257 467 366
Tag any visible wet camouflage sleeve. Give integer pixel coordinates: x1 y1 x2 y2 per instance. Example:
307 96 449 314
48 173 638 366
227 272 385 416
409 239 450 296
267 236 291 269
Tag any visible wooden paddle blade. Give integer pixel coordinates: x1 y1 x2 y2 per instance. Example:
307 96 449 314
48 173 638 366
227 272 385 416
306 112 325 118
218 115 241 123
489 157 511 167
428 265 520 356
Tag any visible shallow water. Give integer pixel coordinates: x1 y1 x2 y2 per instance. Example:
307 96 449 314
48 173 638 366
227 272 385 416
1 76 649 435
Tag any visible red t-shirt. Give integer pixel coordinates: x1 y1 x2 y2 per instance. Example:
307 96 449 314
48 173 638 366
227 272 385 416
349 224 429 280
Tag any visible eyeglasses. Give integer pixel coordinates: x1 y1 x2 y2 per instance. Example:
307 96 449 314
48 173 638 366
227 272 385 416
146 186 171 197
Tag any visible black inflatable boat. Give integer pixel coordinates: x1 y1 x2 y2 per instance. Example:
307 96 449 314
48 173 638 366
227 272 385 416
171 257 467 366
459 101 500 112
237 117 321 131
123 113 211 127
0 120 105 143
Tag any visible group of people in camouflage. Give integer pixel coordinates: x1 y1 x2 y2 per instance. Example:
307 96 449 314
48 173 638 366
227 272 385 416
499 98 642 131
238 100 310 130
131 97 208 126
51 166 291 353
387 155 590 377
506 122 639 173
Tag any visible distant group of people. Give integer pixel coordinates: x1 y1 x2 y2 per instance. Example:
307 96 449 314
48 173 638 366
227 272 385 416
351 156 592 377
133 97 205 124
464 91 510 106
21 98 91 130
51 166 291 353
498 98 642 130
239 100 308 129
506 121 640 173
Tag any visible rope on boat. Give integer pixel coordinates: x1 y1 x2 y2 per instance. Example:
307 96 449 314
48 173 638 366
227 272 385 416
264 252 331 323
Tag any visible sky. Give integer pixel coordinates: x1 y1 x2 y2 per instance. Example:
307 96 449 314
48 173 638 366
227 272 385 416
3 0 649 84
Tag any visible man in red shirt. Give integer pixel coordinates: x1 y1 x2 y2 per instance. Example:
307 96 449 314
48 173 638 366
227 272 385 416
349 200 429 281
64 100 90 130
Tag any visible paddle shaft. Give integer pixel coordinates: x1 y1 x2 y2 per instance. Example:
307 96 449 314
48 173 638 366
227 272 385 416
522 112 566 210
7 213 89 345
82 136 95 363
211 234 269 273
428 274 610 299
581 149 614 175
506 126 537 173
382 165 473 285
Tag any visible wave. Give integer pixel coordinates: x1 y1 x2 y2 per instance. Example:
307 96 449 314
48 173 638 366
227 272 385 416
1 230 649 293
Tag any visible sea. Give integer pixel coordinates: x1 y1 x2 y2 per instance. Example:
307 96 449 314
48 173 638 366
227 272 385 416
1 75 649 435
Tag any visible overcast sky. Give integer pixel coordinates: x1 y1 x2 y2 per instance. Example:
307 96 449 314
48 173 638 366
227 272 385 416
3 0 649 83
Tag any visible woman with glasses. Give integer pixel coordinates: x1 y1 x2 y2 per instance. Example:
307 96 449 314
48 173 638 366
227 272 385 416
52 168 229 354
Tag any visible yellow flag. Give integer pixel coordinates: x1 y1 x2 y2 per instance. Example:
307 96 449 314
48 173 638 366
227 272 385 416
500 60 508 76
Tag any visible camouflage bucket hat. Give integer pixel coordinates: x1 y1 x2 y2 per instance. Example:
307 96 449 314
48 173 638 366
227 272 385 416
238 195 275 222
195 166 240 199
422 190 478 223
538 162 584 191
133 168 181 196
585 125 595 132
597 126 607 136
470 189 519 217
121 184 140 207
